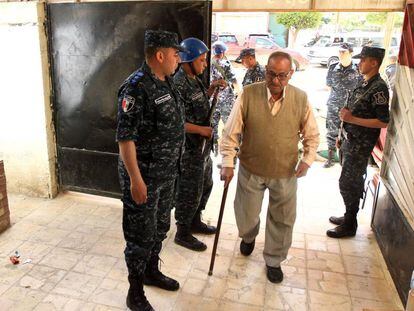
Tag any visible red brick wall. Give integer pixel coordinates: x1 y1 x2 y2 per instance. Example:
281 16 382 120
0 161 11 233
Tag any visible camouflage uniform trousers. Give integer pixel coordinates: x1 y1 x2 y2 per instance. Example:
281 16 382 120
325 103 342 151
212 97 234 149
175 152 213 226
339 138 374 224
120 169 175 278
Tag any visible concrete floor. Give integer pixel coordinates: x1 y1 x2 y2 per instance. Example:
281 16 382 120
0 156 404 310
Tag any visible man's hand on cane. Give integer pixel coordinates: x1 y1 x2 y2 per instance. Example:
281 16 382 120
295 161 309 178
220 167 234 188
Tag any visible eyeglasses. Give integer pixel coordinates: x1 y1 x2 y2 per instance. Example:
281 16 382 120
265 70 291 81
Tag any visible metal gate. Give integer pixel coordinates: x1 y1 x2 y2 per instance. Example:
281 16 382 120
47 1 212 197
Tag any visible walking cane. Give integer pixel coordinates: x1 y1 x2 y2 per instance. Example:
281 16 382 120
208 184 229 276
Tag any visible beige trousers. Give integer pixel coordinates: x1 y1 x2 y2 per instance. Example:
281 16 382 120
234 165 297 267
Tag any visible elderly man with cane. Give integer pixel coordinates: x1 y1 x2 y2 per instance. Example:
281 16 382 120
218 51 319 283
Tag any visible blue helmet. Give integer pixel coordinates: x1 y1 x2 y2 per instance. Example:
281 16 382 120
212 41 227 55
179 37 209 63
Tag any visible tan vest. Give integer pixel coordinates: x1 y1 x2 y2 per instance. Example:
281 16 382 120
238 82 308 178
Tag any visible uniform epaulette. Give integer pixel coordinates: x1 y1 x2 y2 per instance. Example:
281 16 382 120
328 62 339 70
129 71 145 86
117 70 145 97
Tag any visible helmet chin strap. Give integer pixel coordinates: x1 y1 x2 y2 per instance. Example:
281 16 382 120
189 62 198 77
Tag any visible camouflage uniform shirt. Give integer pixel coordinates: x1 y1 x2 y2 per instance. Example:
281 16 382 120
116 61 185 181
325 62 362 150
343 73 390 147
242 62 266 86
210 57 237 146
173 67 211 158
327 62 361 107
210 58 237 110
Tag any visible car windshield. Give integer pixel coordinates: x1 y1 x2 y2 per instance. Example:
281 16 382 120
255 37 279 48
219 35 237 43
314 37 331 47
314 36 343 47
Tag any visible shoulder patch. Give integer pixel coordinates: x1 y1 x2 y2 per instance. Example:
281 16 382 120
122 95 136 113
373 91 388 105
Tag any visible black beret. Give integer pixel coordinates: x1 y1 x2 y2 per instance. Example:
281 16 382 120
339 43 353 53
144 30 185 51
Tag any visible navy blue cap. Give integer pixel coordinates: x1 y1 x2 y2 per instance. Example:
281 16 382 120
144 30 185 52
339 43 353 53
235 48 256 63
352 46 385 60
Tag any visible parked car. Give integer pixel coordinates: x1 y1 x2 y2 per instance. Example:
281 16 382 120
250 36 309 70
216 33 240 48
303 35 331 47
307 32 400 67
245 33 279 45
221 33 309 71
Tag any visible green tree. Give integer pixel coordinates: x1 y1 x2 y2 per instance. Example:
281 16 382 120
338 13 366 31
276 12 322 47
392 12 404 28
367 12 404 30
366 12 387 26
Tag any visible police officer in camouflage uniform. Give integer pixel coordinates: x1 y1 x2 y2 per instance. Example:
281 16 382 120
327 46 390 238
173 38 226 251
385 54 397 91
324 43 362 168
116 30 186 311
210 41 238 155
236 48 266 87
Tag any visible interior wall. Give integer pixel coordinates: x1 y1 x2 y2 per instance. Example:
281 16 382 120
381 0 414 229
213 12 269 35
0 2 58 198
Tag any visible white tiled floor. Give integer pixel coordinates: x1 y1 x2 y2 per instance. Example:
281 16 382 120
0 157 404 310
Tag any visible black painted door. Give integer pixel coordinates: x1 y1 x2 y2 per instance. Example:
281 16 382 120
47 1 212 197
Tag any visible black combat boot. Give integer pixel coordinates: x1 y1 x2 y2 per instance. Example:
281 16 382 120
175 224 207 251
328 215 345 225
143 256 179 291
323 149 335 168
326 215 357 238
191 212 216 235
126 275 154 311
